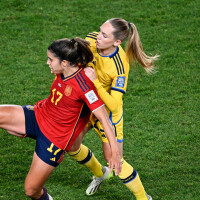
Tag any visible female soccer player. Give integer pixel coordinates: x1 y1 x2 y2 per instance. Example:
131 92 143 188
0 37 121 200
68 18 159 200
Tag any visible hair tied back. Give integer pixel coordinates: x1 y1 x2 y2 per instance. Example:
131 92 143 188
71 38 76 45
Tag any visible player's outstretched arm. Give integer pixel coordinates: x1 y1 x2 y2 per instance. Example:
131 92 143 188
93 106 122 175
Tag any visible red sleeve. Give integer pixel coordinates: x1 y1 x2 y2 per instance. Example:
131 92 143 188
80 72 104 112
82 88 104 112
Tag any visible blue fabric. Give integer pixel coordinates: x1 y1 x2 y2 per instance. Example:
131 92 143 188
23 106 64 167
35 187 48 200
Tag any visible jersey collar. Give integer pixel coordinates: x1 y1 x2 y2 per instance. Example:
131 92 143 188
61 68 83 82
97 46 119 58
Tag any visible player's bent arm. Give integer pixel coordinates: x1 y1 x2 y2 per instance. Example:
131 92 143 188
92 105 122 175
84 67 123 113
93 79 123 113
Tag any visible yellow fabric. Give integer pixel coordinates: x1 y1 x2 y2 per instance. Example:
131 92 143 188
85 33 147 200
86 32 129 114
90 114 123 143
68 144 103 177
118 159 147 200
85 32 129 143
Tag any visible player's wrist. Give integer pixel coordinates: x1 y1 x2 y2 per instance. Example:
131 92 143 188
93 78 99 84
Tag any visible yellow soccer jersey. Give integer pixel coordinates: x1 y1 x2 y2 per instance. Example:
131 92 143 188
86 32 130 125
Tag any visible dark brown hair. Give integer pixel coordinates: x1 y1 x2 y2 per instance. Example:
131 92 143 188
48 37 93 68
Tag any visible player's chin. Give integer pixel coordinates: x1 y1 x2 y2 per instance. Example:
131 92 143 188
96 44 104 50
96 43 100 48
51 70 57 75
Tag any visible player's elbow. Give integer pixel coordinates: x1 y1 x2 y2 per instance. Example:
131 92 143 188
108 102 119 113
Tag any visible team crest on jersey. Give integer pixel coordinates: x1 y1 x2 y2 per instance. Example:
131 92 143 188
85 90 98 104
116 76 125 88
64 85 72 96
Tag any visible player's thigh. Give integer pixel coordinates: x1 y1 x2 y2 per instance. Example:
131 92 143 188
68 126 91 152
0 105 25 134
25 152 55 192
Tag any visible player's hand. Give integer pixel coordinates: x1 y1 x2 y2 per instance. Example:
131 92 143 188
108 153 122 176
84 67 97 81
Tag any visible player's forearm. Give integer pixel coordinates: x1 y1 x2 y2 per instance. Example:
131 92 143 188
98 113 120 155
93 106 121 174
93 106 119 154
103 122 119 154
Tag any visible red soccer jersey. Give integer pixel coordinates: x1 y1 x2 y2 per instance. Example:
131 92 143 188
34 68 104 151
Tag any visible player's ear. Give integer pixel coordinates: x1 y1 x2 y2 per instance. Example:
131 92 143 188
62 60 69 67
114 39 121 47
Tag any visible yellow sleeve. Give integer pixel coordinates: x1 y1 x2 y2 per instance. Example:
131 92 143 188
111 75 128 93
85 32 99 42
86 33 128 113
93 78 123 113
85 32 98 68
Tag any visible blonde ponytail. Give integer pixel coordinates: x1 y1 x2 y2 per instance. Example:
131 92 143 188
126 23 159 73
108 18 159 74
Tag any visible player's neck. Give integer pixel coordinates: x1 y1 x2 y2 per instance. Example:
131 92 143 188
98 46 117 56
62 66 79 77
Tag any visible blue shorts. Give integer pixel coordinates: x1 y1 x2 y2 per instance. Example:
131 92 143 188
23 105 64 167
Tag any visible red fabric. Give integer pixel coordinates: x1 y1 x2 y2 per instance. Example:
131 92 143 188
35 68 103 151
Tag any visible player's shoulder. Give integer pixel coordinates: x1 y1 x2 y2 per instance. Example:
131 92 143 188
85 32 98 52
115 45 127 60
75 68 94 92
118 46 129 66
85 32 99 41
108 46 129 76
